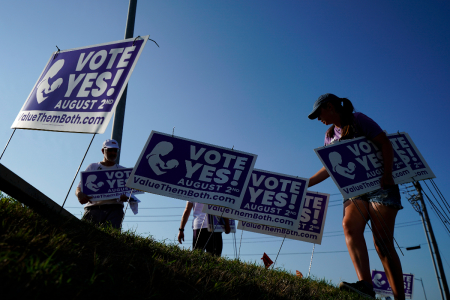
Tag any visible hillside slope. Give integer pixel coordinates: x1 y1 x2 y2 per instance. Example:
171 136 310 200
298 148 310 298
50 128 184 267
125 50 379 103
0 192 365 300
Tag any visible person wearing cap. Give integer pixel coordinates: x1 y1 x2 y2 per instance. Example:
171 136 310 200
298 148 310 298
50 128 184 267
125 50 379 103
76 139 130 229
177 202 230 256
307 94 405 300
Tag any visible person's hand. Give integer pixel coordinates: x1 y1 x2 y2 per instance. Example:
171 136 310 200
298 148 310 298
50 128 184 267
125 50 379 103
380 172 395 190
119 194 129 202
178 230 185 244
77 192 92 204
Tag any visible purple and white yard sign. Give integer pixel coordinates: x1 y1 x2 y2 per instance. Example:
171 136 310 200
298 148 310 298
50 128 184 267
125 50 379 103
126 131 257 209
81 168 143 201
207 215 236 233
236 191 330 244
388 132 435 182
314 136 413 199
12 36 148 133
203 169 309 231
372 270 414 299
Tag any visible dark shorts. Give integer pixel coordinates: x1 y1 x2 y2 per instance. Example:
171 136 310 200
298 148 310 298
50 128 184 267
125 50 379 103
192 228 223 256
82 204 124 229
344 185 403 210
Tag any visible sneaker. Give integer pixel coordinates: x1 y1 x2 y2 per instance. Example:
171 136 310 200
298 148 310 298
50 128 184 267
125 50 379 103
339 280 376 299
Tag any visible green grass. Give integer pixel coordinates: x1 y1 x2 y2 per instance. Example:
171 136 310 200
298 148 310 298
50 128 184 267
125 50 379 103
0 191 367 299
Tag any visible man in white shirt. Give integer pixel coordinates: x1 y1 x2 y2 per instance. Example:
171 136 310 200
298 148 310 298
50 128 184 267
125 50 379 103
178 202 230 256
75 139 129 229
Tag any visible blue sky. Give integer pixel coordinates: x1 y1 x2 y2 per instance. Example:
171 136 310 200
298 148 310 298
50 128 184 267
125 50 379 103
1 1 449 299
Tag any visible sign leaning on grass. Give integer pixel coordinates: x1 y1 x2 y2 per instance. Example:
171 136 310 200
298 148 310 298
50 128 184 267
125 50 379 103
203 169 309 231
314 136 413 199
237 191 330 244
12 36 148 133
387 132 435 182
126 131 257 209
371 270 414 299
81 168 144 201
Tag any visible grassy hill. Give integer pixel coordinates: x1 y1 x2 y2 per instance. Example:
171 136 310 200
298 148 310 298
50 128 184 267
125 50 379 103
0 191 366 300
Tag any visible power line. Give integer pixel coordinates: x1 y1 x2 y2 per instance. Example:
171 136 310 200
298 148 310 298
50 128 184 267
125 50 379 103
124 220 185 222
65 206 186 209
124 215 190 217
422 189 450 236
328 199 344 203
440 248 450 270
430 179 450 216
180 221 423 243
126 219 422 228
224 243 429 256
66 201 348 211
423 181 450 222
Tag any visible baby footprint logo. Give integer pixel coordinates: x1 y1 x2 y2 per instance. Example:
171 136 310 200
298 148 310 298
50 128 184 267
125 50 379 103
329 152 356 180
146 141 179 175
85 174 105 192
36 59 65 104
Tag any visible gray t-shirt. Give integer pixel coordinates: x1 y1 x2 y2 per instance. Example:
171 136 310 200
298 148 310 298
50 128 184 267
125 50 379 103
324 112 383 146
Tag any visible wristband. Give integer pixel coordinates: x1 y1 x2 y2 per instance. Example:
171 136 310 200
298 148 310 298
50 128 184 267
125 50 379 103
179 228 184 232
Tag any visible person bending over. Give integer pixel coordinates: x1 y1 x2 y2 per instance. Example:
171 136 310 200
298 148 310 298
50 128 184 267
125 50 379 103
307 93 405 300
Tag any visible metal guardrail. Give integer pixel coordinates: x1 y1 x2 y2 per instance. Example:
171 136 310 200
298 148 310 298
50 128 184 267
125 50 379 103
0 163 75 220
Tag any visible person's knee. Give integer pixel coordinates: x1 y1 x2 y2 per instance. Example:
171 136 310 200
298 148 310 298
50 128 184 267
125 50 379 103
342 219 364 237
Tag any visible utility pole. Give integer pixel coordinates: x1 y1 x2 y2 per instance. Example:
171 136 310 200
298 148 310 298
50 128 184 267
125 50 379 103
411 181 450 300
111 0 137 164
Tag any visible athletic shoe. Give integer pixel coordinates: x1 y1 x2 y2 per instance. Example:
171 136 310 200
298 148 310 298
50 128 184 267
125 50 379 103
339 280 376 299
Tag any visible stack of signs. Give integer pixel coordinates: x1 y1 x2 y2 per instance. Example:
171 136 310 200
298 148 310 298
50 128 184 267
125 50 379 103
371 270 414 299
237 191 330 244
203 169 309 231
126 131 257 209
81 168 143 201
207 215 237 233
387 132 435 182
12 37 148 133
314 136 414 199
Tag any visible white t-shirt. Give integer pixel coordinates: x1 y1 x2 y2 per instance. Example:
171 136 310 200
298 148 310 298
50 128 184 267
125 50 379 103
189 202 208 230
78 162 132 207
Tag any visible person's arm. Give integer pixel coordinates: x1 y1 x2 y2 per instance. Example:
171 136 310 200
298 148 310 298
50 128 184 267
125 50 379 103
178 202 193 244
223 218 231 234
76 164 95 204
370 132 395 189
308 166 330 187
75 187 92 204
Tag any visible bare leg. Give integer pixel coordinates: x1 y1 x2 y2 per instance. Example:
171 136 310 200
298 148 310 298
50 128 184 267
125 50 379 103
369 203 405 300
343 199 372 285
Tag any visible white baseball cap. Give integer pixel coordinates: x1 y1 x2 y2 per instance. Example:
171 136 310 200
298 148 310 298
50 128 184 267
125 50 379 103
102 139 120 149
